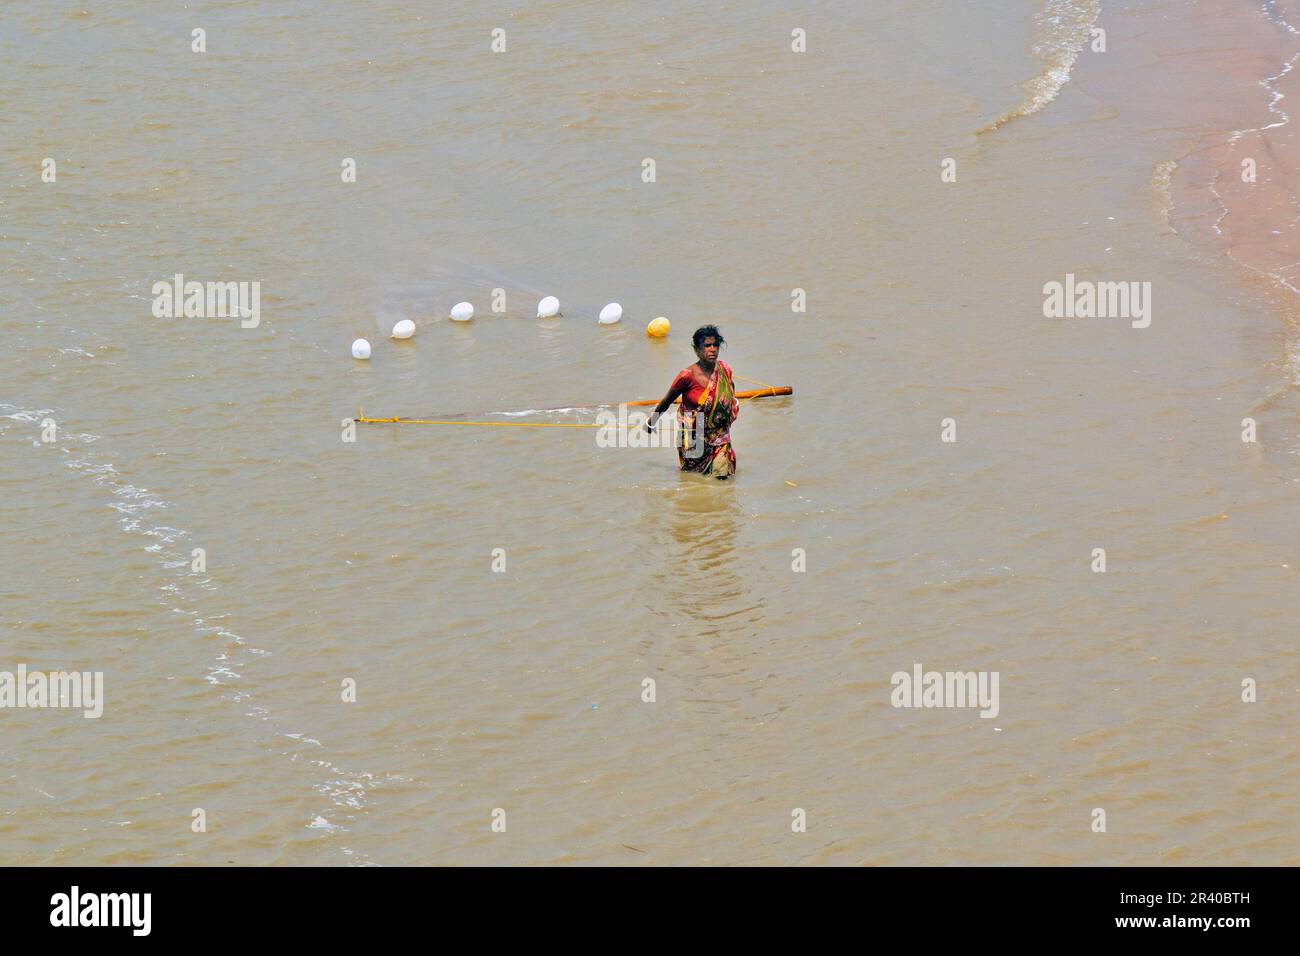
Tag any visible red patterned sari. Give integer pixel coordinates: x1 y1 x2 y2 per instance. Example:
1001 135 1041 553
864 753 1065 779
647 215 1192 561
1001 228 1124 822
672 360 739 478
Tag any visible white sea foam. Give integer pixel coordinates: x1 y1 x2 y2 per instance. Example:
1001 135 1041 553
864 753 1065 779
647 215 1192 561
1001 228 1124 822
1151 159 1179 233
497 406 591 417
1215 2 1300 304
979 0 1101 133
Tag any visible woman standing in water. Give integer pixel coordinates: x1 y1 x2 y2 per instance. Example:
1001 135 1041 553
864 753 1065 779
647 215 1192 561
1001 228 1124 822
647 325 740 479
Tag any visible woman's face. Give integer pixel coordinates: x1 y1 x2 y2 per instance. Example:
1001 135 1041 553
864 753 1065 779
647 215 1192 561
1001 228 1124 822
696 337 720 363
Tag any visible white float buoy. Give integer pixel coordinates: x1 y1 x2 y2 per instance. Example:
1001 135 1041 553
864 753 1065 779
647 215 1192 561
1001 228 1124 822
537 295 560 318
391 319 416 339
351 338 371 360
598 302 623 324
450 301 474 322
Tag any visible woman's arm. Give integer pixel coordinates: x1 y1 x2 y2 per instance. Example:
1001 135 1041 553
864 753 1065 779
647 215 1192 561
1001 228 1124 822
647 377 688 430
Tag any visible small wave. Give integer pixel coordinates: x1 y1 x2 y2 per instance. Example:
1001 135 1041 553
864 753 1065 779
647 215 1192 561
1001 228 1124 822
496 406 595 417
2 402 388 863
978 0 1101 134
1261 0 1300 36
1228 3 1300 150
1229 49 1300 146
1212 4 1300 303
2 407 55 425
1151 159 1179 232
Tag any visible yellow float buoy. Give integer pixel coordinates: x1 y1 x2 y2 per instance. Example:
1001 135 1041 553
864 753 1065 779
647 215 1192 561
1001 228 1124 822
646 316 670 338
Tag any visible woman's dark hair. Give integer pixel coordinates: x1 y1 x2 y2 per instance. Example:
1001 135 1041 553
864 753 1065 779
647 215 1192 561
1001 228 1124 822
693 325 725 350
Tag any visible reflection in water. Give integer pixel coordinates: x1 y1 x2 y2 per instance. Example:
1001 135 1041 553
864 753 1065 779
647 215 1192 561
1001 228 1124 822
641 476 775 722
652 477 757 643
